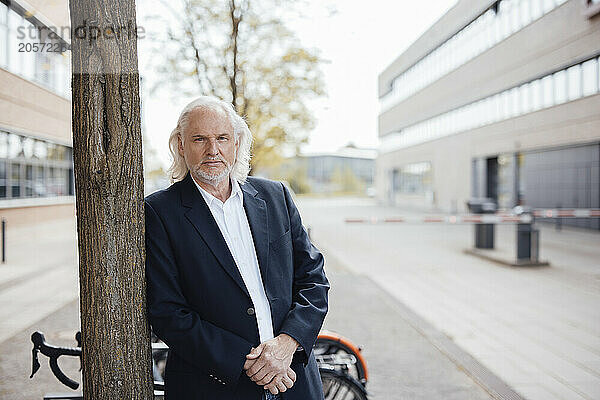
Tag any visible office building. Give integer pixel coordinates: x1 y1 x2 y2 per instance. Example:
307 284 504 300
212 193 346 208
0 0 73 227
377 0 600 229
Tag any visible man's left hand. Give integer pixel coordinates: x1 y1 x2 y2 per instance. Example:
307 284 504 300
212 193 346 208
243 334 299 392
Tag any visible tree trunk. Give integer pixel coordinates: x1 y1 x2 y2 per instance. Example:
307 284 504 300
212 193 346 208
69 0 153 398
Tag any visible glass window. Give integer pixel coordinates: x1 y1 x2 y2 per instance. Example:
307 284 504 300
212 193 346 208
8 133 22 158
520 0 532 26
553 69 567 104
531 0 543 19
35 165 45 197
520 83 532 114
511 1 521 33
25 164 33 197
567 64 582 101
582 58 598 96
500 90 510 120
542 74 554 107
0 3 7 68
33 140 47 159
22 137 34 158
0 2 7 26
11 162 20 197
21 18 36 81
0 131 7 158
543 0 555 12
530 79 542 111
510 87 520 116
500 1 512 38
0 160 6 198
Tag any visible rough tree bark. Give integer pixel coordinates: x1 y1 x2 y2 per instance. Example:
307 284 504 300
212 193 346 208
69 0 153 398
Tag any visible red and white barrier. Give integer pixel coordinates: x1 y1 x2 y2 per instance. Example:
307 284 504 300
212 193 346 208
344 209 600 224
532 209 600 218
345 214 533 224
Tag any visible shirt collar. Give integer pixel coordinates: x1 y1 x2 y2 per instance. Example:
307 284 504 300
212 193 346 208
192 175 242 208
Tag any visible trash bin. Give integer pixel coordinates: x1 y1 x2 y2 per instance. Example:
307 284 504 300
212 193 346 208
467 198 497 249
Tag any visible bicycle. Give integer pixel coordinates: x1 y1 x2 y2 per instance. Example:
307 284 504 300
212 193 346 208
31 330 368 400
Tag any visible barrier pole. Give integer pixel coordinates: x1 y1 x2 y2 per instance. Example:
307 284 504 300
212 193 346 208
2 218 5 263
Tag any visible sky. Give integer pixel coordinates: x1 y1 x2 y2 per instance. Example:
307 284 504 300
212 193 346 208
137 0 458 168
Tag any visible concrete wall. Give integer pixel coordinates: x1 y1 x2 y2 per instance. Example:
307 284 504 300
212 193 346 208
379 0 600 135
0 202 75 227
377 93 600 213
19 0 70 32
0 69 71 144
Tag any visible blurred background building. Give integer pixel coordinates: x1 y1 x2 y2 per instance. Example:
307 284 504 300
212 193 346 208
258 144 376 195
377 0 600 229
0 0 73 227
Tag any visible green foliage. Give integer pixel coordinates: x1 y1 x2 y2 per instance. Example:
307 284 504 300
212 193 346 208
149 0 325 171
330 165 365 194
283 165 311 195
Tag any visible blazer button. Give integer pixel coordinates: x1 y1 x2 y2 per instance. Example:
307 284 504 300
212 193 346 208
247 307 255 315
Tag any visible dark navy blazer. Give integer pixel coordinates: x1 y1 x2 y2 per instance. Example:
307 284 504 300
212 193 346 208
145 173 330 400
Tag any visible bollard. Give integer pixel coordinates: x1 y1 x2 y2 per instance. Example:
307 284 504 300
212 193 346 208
466 198 497 249
1 218 5 263
516 222 539 264
475 223 495 249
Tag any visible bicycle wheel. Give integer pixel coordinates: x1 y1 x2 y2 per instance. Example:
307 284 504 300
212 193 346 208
320 368 368 400
315 332 368 387
151 341 169 382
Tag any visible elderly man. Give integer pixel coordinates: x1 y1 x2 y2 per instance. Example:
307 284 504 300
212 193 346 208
144 96 330 400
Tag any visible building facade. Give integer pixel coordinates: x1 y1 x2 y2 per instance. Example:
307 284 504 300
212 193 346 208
0 0 73 227
377 0 600 229
297 146 376 194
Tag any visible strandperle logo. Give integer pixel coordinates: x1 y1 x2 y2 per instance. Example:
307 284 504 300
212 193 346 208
15 19 146 45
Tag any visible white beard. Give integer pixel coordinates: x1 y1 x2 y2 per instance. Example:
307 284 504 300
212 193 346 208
192 159 233 186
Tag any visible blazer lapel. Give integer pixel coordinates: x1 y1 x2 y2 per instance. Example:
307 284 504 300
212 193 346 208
179 173 250 298
240 180 270 288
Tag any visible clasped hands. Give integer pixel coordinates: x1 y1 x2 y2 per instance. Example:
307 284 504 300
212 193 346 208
243 333 298 395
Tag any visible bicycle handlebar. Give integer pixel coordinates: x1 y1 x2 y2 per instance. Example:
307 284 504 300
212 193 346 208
30 331 82 390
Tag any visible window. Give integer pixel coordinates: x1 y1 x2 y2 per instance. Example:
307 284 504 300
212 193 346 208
542 75 554 108
519 83 530 114
567 64 582 101
0 130 73 200
35 165 44 197
531 0 543 19
10 162 21 197
510 1 521 33
379 0 564 112
582 58 598 96
520 0 532 26
530 79 542 111
553 70 567 104
543 0 555 12
0 2 7 68
0 161 5 198
510 87 520 116
25 164 33 197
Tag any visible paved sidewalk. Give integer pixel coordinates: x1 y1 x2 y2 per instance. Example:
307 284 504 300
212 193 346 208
0 246 504 399
0 218 79 344
298 196 600 400
320 249 500 400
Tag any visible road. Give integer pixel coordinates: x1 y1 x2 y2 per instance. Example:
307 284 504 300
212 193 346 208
296 196 600 400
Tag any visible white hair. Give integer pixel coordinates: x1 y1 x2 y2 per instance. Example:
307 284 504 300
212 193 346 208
167 96 253 184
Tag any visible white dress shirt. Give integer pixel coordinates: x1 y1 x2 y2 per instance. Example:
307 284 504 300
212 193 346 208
192 176 275 344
